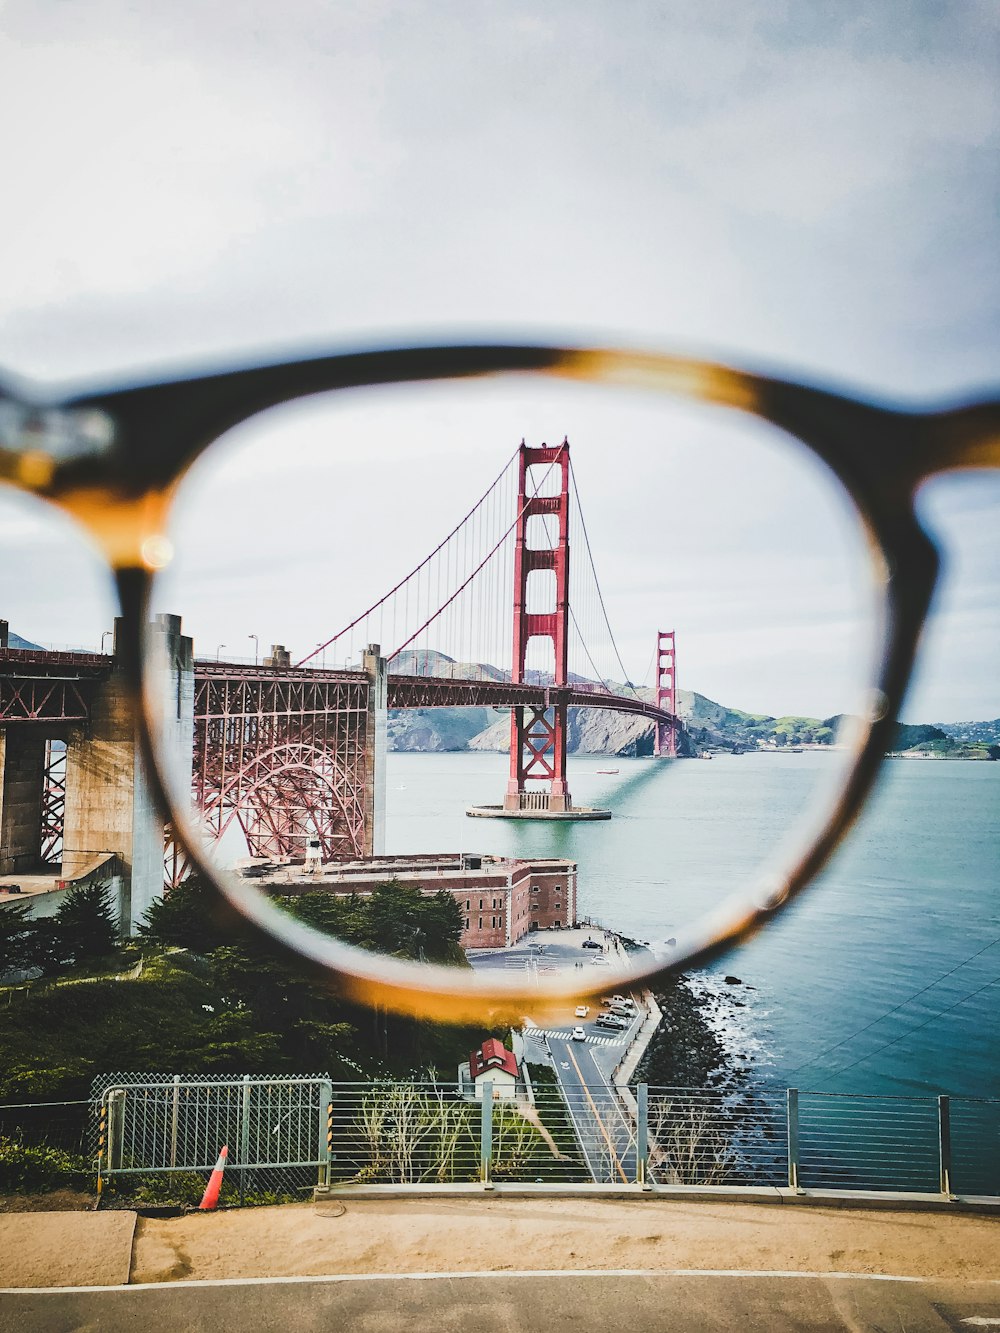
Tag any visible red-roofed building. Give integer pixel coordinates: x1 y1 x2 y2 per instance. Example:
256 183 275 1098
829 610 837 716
467 1037 519 1100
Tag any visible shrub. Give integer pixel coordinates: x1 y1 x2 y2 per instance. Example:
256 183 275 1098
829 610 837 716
0 1136 90 1193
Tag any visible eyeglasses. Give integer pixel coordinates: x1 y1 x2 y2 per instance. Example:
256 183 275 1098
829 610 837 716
1 341 997 1024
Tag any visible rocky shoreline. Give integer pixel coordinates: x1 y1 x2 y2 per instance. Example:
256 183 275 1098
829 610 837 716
635 972 756 1091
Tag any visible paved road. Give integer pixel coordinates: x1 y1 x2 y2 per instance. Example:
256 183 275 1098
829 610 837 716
6 1271 999 1332
469 930 647 1184
547 1033 639 1183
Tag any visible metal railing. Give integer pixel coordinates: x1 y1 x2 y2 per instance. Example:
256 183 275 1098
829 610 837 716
334 1077 591 1187
1 1079 997 1204
91 1072 333 1204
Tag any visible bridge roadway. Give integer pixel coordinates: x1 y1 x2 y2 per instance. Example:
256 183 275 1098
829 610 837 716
1 650 679 731
194 661 680 729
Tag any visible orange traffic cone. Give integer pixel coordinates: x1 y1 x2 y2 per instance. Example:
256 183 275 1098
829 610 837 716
198 1145 228 1211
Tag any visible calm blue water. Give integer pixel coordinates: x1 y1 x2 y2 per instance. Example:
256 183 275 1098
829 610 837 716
385 751 1000 1100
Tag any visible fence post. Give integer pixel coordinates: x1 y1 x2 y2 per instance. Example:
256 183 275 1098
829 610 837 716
239 1075 251 1208
108 1088 126 1174
319 1081 334 1191
480 1083 494 1188
169 1075 180 1169
938 1095 953 1198
786 1088 800 1192
96 1098 108 1202
636 1083 650 1188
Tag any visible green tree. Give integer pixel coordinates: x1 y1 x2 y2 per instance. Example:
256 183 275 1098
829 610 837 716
138 873 232 953
53 880 118 964
24 918 74 977
285 881 464 964
0 899 37 976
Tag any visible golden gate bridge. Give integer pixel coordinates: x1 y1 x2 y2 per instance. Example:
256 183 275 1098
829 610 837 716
0 440 679 906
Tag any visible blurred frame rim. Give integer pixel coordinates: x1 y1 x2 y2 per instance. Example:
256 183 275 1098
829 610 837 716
2 340 998 1024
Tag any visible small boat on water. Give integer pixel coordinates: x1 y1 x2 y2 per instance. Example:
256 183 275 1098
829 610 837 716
596 768 619 774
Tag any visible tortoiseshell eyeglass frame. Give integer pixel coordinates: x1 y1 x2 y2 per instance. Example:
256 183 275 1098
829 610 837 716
2 342 998 1024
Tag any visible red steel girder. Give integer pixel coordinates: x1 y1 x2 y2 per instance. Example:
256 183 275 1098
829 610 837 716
192 665 369 865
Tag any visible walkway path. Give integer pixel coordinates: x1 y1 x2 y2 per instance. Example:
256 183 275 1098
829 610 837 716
7 1271 1000 1332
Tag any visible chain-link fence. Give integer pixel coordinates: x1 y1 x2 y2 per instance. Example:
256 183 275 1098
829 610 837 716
91 1073 332 1206
0 1098 91 1155
0 1098 93 1195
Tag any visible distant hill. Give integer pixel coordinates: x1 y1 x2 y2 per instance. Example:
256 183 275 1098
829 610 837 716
2 628 43 650
934 719 1000 746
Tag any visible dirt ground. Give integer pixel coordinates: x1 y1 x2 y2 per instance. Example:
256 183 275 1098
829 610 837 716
0 1190 93 1214
3 1196 999 1289
0 1209 136 1288
130 1197 1000 1286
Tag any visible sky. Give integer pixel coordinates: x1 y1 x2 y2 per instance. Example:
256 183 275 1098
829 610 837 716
1 1 998 721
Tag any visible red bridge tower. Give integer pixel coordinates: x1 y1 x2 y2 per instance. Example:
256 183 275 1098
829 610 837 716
653 629 678 758
503 440 573 813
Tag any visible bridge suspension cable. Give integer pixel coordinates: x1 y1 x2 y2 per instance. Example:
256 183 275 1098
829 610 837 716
296 445 521 670
565 457 641 700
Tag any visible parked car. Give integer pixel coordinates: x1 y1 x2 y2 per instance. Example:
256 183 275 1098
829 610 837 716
571 1026 587 1041
582 939 602 950
574 1005 590 1018
596 1014 628 1031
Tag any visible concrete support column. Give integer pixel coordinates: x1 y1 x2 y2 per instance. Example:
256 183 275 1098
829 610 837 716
362 643 387 857
0 730 47 874
62 614 193 935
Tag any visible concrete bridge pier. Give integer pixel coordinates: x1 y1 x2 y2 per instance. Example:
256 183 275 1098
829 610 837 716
61 614 193 935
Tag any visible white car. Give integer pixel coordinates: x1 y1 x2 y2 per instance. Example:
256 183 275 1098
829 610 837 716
574 1005 590 1018
571 1026 587 1041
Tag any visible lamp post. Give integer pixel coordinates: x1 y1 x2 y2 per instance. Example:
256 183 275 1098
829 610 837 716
315 642 326 669
101 630 113 655
216 644 226 661
249 634 259 665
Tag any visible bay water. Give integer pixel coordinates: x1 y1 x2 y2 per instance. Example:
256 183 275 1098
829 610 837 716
385 750 999 1101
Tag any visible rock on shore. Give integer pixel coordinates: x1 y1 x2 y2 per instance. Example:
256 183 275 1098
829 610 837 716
635 974 745 1089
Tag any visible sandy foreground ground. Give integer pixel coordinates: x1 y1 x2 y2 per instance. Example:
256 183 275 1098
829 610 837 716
0 1209 136 1288
5 1197 998 1289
